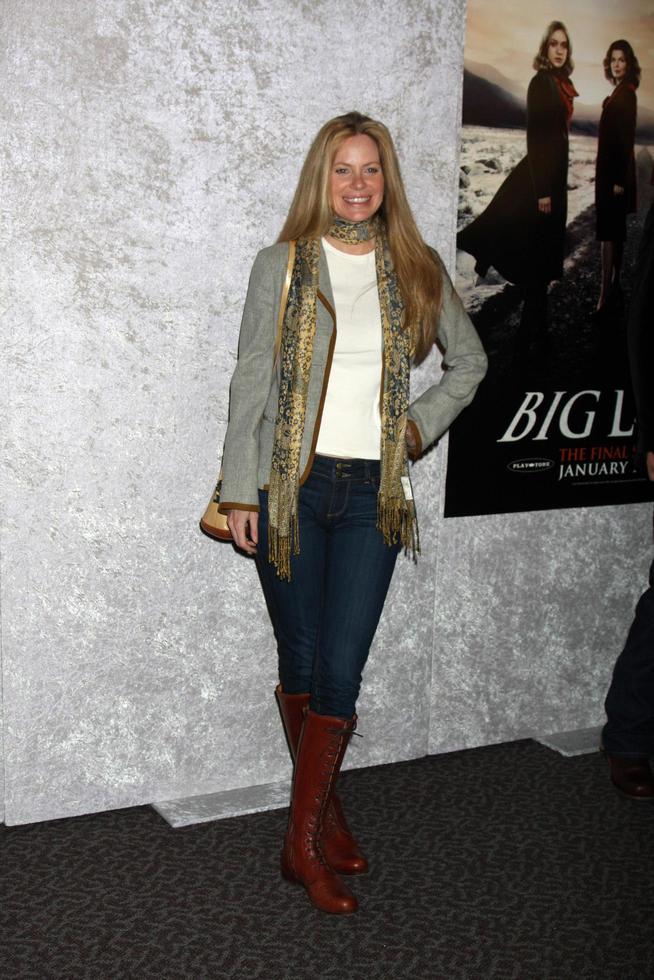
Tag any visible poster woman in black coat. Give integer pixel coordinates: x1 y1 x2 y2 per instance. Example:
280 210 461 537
457 21 577 351
595 40 640 315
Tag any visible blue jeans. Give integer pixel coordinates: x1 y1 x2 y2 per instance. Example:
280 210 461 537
256 455 400 719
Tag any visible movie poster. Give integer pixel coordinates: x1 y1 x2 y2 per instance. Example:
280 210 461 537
444 0 654 517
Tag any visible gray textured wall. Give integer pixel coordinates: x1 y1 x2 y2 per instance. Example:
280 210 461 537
1 0 650 826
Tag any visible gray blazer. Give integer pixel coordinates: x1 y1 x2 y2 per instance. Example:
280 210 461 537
219 242 487 511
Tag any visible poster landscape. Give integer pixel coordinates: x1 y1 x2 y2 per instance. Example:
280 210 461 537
445 0 654 517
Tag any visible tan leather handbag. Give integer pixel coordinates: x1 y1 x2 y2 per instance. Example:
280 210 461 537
199 473 233 540
199 241 296 541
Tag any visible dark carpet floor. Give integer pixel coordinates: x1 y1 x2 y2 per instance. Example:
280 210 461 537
2 739 654 980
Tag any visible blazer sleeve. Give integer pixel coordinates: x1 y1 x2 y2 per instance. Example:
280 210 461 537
407 261 487 454
218 249 278 512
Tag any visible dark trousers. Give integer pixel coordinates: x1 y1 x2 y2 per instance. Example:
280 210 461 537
602 556 654 757
256 455 400 719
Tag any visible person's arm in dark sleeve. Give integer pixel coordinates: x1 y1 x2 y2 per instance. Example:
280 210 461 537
627 204 654 477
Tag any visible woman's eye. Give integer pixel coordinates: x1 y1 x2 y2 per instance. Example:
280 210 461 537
334 167 349 175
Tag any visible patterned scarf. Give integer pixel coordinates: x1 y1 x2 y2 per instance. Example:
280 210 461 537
267 215 419 579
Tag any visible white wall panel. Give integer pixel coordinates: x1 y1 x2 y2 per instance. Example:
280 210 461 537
1 0 647 826
1 0 465 824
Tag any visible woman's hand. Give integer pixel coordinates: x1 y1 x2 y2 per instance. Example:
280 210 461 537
613 184 625 196
227 510 259 555
538 196 552 214
647 451 654 482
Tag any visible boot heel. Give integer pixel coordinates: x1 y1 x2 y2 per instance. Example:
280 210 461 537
280 853 298 883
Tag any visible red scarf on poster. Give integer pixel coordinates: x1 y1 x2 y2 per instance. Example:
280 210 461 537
553 73 579 127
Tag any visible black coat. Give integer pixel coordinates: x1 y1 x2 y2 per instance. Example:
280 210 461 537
595 82 637 242
457 70 570 285
628 201 654 457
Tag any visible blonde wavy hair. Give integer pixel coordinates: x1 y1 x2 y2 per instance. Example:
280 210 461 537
533 21 574 75
277 111 443 364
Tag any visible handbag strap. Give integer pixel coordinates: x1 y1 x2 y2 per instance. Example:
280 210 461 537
273 239 296 366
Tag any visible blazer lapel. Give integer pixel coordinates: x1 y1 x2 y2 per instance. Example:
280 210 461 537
317 243 336 327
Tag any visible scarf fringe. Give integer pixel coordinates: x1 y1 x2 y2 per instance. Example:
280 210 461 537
267 470 300 581
268 514 299 582
377 496 421 561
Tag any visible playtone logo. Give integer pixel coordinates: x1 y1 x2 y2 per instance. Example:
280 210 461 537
507 458 554 473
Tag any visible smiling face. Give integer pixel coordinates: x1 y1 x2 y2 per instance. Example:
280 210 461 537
547 28 569 70
610 48 627 82
329 133 384 223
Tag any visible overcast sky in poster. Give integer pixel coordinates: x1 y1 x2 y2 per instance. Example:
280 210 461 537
464 0 654 112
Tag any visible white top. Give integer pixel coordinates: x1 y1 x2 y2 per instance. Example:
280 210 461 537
316 237 383 460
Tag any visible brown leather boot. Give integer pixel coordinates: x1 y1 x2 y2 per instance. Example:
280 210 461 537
281 709 358 914
275 685 368 874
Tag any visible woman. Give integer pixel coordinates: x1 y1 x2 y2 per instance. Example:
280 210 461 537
457 22 577 351
218 112 487 914
594 40 640 315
